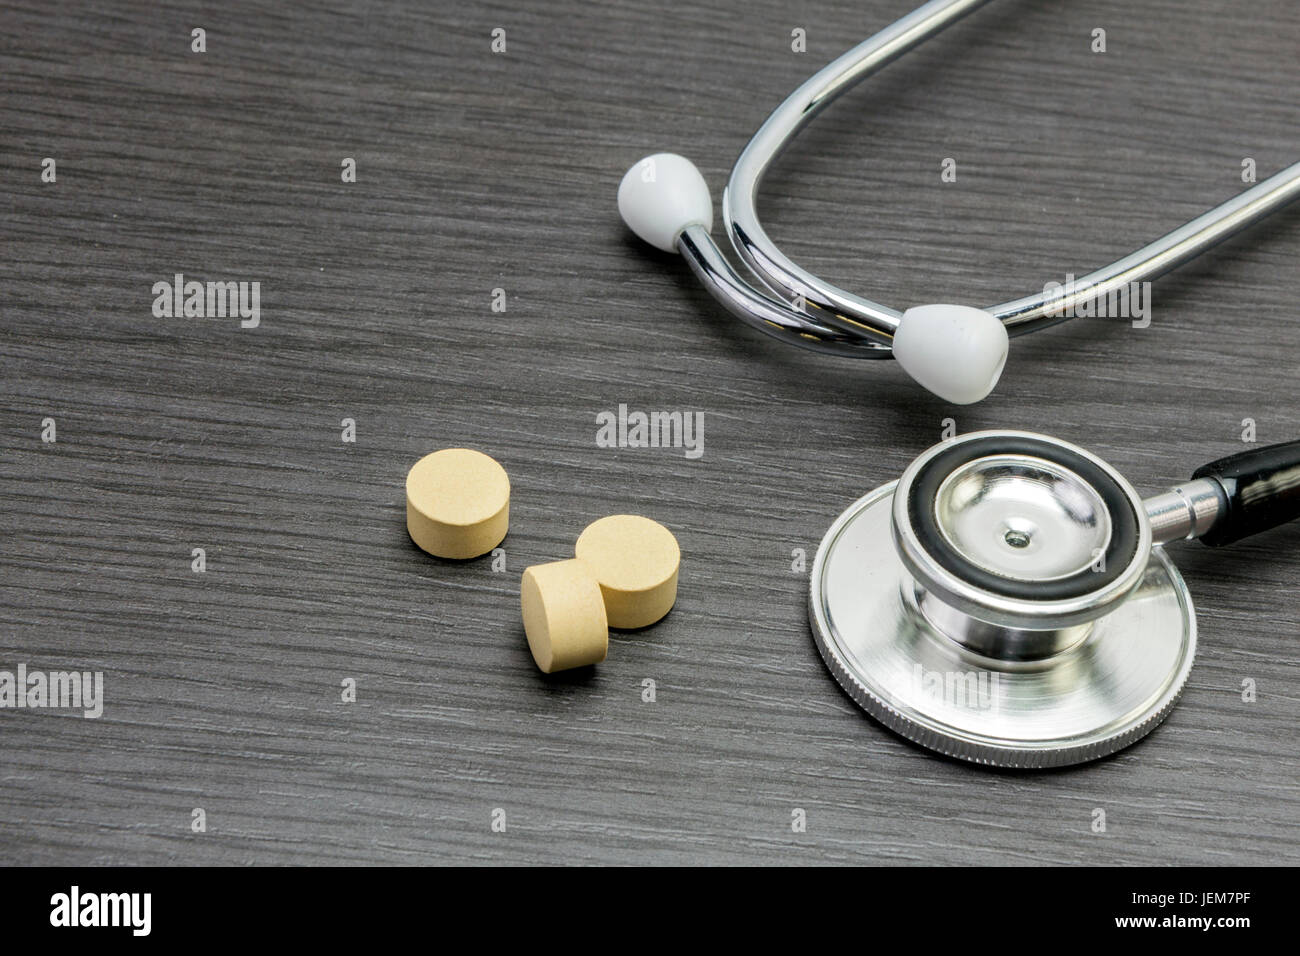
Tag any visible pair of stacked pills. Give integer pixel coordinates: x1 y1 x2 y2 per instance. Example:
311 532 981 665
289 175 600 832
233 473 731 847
522 514 679 673
405 449 680 674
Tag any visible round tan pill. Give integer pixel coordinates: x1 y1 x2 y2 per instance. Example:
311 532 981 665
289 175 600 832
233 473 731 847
575 515 680 629
521 559 608 673
406 448 509 559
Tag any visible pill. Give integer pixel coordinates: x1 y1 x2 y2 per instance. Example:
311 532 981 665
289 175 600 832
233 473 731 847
406 448 510 559
521 559 609 673
575 515 679 629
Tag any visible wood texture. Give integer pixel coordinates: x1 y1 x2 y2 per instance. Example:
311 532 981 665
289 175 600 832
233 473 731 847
2 0 1298 865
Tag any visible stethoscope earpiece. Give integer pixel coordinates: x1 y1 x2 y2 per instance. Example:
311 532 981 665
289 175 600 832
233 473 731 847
617 153 713 254
891 305 1008 405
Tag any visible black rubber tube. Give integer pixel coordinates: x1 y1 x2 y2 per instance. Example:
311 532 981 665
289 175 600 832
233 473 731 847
1191 440 1300 547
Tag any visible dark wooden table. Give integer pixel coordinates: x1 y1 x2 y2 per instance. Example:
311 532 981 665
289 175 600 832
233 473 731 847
3 0 1297 865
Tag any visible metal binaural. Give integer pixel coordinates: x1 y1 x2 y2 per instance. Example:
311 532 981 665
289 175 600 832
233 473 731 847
723 0 990 344
675 224 888 357
678 0 1300 352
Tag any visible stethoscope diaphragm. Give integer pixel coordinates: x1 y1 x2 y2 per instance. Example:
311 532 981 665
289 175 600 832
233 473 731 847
893 433 1150 632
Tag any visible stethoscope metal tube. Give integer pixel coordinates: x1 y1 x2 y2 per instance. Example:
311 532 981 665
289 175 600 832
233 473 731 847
619 0 1300 401
809 431 1300 767
676 224 886 358
1143 478 1224 546
723 0 992 343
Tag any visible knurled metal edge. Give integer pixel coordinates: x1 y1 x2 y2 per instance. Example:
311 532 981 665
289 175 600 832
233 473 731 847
807 602 1194 768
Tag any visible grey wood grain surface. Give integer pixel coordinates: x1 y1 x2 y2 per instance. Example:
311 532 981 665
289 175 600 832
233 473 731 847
2 0 1298 865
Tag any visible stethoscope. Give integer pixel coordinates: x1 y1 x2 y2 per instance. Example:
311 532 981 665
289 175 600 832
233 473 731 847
617 0 1300 404
810 430 1300 767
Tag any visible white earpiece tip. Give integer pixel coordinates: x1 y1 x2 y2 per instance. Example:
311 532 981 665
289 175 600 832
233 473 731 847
618 153 713 253
893 304 1009 404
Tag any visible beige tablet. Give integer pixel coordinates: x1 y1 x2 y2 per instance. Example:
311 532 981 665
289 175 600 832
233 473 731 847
406 448 509 559
575 515 679 629
521 559 609 673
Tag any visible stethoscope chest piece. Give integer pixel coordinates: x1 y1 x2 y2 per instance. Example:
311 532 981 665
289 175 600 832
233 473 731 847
809 432 1197 768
